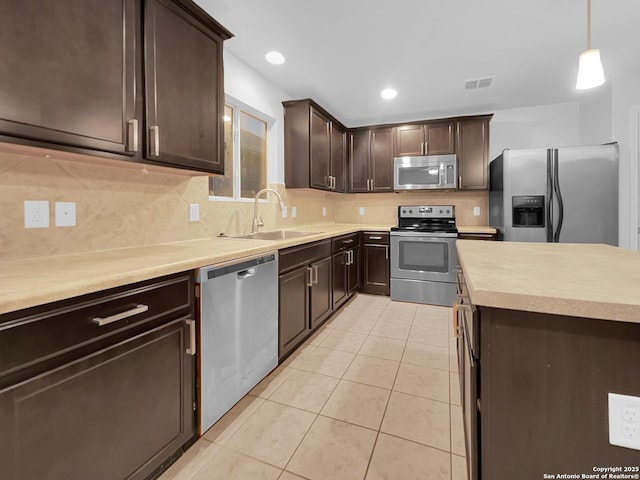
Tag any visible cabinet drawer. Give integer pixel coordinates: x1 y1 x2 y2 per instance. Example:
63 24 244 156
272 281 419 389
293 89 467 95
332 233 360 253
0 272 193 383
363 232 389 244
279 240 332 273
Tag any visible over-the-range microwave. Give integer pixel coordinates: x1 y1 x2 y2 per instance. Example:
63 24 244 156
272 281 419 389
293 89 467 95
393 154 457 190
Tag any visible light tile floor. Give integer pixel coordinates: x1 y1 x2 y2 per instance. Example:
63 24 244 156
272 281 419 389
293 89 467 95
160 294 468 480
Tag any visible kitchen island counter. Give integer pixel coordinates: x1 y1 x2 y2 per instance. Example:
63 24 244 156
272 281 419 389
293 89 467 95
0 223 392 315
456 240 640 323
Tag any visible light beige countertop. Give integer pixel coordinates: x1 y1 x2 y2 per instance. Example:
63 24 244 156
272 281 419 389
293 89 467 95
457 225 497 234
456 240 640 323
0 223 392 315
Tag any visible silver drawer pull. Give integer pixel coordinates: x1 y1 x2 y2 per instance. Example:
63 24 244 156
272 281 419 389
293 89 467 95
92 304 149 326
343 239 354 244
369 236 382 240
186 319 196 355
150 125 160 157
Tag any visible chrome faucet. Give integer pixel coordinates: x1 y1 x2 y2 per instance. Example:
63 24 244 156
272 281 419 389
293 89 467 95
252 188 286 233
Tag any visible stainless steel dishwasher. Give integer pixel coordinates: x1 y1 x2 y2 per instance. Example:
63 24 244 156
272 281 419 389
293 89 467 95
197 251 278 433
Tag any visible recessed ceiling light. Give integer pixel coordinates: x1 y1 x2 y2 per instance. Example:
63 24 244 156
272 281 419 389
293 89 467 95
380 88 397 100
265 51 285 65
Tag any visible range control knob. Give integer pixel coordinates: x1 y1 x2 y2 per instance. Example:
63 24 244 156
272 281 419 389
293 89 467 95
439 209 443 214
409 209 413 214
402 209 406 214
446 209 450 214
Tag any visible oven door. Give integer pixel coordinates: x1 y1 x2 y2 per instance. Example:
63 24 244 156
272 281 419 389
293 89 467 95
390 233 457 283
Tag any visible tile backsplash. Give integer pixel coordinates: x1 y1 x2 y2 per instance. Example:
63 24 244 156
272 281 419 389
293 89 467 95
1 148 487 261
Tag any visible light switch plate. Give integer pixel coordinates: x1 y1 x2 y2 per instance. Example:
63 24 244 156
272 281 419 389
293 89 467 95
189 204 200 222
322 207 327 217
55 202 76 227
282 206 288 218
291 206 297 218
473 206 481 216
359 207 365 216
609 393 640 450
24 200 49 228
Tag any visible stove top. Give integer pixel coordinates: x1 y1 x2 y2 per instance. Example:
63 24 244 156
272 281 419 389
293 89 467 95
392 205 458 235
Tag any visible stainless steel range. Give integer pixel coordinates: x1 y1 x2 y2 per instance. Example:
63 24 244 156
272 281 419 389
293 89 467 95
390 205 458 306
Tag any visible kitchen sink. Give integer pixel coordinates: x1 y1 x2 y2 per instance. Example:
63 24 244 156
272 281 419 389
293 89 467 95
230 230 319 240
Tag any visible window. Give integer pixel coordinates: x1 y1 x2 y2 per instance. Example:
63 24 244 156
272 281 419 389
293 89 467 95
209 99 269 199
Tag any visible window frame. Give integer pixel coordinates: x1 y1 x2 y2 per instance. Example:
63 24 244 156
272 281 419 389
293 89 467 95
208 95 274 202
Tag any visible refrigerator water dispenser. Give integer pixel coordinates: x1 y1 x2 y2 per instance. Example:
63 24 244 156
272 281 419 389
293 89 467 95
512 195 545 227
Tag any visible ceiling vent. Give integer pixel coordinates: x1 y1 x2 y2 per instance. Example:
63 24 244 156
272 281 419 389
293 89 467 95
464 76 495 90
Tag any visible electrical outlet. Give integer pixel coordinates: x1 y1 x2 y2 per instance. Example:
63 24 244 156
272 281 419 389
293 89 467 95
281 206 288 218
189 204 200 222
55 202 76 227
359 207 365 216
322 207 327 217
24 200 49 228
473 206 481 216
609 393 640 450
291 206 297 218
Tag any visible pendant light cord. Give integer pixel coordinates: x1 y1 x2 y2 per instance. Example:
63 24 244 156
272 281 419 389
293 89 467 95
587 0 592 50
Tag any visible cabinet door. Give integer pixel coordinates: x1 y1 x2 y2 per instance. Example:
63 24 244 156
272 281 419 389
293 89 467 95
370 129 394 192
349 130 371 192
362 244 390 295
0 0 137 155
279 266 310 359
144 0 225 173
0 318 194 480
330 122 347 193
310 108 331 190
332 252 348 309
347 246 361 293
394 125 425 157
310 257 332 330
457 118 489 190
425 121 455 154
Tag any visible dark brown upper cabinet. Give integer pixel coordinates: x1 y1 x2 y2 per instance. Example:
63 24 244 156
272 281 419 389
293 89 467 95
349 127 393 192
457 116 491 190
0 0 231 174
144 0 231 174
394 121 455 157
0 0 138 155
283 99 347 192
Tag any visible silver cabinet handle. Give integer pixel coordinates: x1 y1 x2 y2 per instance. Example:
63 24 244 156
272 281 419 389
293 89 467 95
459 175 462 189
307 266 313 287
421 142 425 155
331 176 336 190
126 119 138 153
369 236 382 240
344 251 349 265
347 250 353 265
370 178 375 190
326 176 331 189
385 245 389 259
343 238 354 244
312 264 319 284
92 304 149 326
186 319 196 355
424 141 428 154
150 125 160 157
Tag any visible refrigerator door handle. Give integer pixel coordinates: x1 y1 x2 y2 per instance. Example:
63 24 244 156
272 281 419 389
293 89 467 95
546 149 554 242
552 149 564 243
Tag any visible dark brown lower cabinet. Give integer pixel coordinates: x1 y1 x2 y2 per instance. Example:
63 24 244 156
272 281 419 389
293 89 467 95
456 269 640 479
361 232 390 295
0 272 196 480
310 256 332 329
278 240 332 360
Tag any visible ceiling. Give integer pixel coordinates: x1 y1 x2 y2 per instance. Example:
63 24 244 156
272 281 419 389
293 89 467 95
195 0 640 127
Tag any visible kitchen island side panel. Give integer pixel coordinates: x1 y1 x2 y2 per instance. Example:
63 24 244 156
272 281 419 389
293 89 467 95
480 307 640 479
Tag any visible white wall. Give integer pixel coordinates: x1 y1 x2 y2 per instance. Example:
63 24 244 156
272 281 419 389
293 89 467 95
612 71 640 251
223 50 292 184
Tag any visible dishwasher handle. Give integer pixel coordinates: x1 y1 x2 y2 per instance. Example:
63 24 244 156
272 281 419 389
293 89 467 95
237 267 257 280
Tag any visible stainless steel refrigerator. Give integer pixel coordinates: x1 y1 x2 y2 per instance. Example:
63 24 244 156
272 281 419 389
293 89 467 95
489 143 618 245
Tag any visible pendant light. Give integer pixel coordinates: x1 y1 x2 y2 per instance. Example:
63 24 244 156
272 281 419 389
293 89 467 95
576 0 605 90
